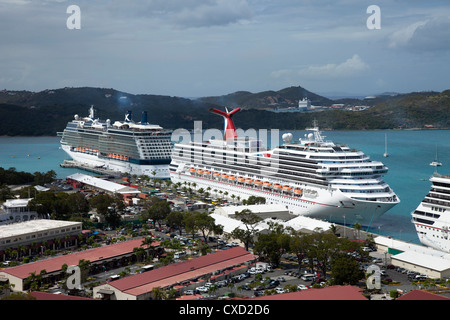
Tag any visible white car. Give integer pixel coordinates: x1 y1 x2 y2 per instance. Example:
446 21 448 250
185 290 194 295
275 287 285 294
297 284 308 290
196 286 209 293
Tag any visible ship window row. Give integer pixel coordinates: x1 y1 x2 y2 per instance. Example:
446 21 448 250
340 187 390 194
423 198 450 207
175 150 321 176
430 188 450 197
174 152 327 186
414 209 441 219
427 192 450 202
432 182 450 189
412 217 435 225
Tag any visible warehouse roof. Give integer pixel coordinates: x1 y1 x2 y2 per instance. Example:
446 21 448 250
67 173 140 194
0 219 81 239
106 246 257 297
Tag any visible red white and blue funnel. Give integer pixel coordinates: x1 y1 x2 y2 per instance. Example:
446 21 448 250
209 107 241 141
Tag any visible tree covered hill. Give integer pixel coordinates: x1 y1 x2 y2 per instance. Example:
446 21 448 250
0 87 448 136
199 85 334 109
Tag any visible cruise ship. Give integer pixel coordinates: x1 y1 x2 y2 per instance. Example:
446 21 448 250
412 172 450 252
59 106 172 178
169 107 399 226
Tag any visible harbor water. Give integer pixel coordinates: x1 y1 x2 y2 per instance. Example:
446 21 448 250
1 130 450 245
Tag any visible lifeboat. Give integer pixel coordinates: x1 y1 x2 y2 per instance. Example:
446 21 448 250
237 177 245 182
189 167 196 172
273 183 282 189
294 188 303 194
221 174 229 179
254 180 262 185
282 185 292 191
213 172 220 177
263 181 272 187
203 170 211 175
245 178 253 183
228 175 236 180
197 169 204 174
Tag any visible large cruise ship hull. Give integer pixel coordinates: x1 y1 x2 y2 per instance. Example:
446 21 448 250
62 145 170 178
170 170 395 227
412 173 450 253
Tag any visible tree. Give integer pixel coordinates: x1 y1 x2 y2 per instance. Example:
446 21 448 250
193 211 223 244
166 211 185 235
152 287 166 300
254 222 290 267
230 209 261 250
142 200 170 228
330 256 364 285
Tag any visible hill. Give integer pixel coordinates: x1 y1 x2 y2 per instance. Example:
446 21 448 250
0 87 448 136
198 85 334 109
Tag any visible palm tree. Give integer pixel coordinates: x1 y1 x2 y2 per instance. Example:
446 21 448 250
353 223 362 239
152 287 167 300
141 236 156 259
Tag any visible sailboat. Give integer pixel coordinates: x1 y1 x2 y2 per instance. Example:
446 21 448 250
383 133 389 157
430 145 442 167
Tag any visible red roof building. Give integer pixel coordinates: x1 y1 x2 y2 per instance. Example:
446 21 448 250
0 237 159 292
397 289 450 300
93 246 257 300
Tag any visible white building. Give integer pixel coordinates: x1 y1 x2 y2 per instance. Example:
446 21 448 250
0 219 83 252
0 198 40 225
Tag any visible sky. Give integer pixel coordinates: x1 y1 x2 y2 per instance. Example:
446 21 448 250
0 0 449 98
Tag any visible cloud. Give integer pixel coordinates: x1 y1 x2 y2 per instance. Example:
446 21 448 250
296 54 369 78
169 0 253 28
388 17 450 52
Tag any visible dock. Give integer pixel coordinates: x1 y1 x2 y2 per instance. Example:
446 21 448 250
60 160 122 177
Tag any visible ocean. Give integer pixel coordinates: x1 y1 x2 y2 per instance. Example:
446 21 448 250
1 130 450 245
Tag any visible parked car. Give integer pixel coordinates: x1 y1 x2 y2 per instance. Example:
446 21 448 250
196 286 209 293
185 290 194 295
415 274 428 280
275 287 285 294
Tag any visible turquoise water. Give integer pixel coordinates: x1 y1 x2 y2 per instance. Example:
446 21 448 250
1 130 450 244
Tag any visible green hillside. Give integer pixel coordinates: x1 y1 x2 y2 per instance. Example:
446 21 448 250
0 87 448 136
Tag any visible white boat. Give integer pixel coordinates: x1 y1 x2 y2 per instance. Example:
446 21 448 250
383 133 389 157
412 172 450 252
58 106 172 178
169 108 399 227
430 145 442 167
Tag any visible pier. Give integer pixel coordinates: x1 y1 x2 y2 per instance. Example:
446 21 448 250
60 160 122 177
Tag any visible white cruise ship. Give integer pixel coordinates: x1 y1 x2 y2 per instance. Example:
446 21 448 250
170 108 399 226
412 172 450 252
59 106 172 178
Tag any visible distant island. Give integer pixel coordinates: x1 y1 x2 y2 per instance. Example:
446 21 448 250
0 86 449 136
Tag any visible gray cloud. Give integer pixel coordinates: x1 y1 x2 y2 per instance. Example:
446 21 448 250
388 16 450 53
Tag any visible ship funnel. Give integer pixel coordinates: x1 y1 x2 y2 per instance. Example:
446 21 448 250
209 107 241 141
141 111 148 125
125 110 132 122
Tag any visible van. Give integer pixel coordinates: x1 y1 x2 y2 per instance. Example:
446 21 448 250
174 251 186 259
107 275 121 282
301 274 316 281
